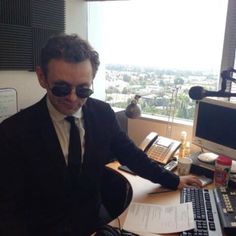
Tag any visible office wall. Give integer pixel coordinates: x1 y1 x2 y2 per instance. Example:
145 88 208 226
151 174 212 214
0 0 88 110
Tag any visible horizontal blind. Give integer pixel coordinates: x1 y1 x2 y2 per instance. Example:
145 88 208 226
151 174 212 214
31 0 65 70
32 0 65 31
0 0 31 26
0 0 65 71
0 24 32 69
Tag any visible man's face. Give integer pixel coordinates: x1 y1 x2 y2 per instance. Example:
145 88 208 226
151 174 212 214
36 59 93 116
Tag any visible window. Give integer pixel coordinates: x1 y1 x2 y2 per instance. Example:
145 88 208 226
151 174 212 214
88 0 235 121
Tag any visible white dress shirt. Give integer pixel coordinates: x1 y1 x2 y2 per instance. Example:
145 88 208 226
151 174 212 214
46 97 85 165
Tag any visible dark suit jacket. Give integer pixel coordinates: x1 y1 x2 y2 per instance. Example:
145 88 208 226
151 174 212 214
0 96 179 236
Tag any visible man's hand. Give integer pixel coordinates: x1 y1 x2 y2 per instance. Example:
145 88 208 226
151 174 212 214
177 175 202 189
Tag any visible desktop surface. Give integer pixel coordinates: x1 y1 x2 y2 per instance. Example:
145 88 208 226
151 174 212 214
107 161 236 236
107 161 183 236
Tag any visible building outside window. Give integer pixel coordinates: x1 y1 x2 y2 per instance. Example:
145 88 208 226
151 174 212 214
88 0 235 122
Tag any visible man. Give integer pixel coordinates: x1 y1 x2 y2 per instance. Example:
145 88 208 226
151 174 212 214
0 34 201 236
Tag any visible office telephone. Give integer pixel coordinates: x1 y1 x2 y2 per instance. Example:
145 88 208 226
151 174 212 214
139 132 181 165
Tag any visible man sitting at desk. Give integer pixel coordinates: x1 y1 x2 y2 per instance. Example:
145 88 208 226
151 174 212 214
0 33 202 236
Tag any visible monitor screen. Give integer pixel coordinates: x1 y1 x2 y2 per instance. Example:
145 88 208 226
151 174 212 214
192 98 236 161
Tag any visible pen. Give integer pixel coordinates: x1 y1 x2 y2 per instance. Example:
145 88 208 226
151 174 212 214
148 189 174 194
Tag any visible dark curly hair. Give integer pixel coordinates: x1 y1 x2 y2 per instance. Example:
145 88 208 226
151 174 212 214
40 33 100 78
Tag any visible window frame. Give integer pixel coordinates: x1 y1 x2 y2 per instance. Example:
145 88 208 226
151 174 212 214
87 0 236 120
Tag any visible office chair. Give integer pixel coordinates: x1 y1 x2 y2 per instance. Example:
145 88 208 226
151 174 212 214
95 166 133 236
95 225 139 236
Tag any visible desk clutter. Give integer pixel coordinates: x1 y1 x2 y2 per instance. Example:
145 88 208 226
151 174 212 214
118 159 178 176
117 153 236 235
214 187 236 236
189 152 217 178
123 201 195 234
189 152 236 188
180 186 236 236
183 152 236 235
180 187 222 236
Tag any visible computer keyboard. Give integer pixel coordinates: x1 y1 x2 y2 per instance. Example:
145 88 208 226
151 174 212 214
180 187 223 236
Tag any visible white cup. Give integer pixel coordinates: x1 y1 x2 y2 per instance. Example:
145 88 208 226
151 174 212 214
177 157 192 176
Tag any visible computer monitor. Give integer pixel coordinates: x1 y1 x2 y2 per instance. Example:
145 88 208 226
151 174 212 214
192 98 236 162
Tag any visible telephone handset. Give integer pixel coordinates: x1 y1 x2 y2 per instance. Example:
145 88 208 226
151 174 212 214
139 132 181 165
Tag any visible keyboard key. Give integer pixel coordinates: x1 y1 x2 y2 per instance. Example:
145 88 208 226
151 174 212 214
180 187 223 236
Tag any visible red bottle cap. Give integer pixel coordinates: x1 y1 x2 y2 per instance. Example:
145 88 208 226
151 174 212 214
216 155 232 166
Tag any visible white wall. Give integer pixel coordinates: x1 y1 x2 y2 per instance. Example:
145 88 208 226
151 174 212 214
87 3 106 100
66 0 88 38
0 0 88 110
0 71 45 110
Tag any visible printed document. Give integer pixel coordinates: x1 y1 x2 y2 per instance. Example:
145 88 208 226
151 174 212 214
123 202 194 234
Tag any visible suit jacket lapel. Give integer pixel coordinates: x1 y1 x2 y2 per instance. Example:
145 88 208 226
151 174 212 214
82 103 94 159
36 97 66 167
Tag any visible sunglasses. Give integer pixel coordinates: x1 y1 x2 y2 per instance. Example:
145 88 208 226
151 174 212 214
51 83 93 98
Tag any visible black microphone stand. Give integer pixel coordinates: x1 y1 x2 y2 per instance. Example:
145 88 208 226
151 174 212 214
189 68 236 100
220 67 236 94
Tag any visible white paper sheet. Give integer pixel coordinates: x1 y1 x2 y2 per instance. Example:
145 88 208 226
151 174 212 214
123 202 194 234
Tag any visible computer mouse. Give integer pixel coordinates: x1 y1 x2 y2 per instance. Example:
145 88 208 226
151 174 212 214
197 152 218 163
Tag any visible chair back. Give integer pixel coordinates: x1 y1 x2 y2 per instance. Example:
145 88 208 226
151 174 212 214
101 166 133 221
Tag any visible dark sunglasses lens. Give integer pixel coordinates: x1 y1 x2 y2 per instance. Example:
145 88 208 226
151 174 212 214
51 85 71 97
76 87 93 98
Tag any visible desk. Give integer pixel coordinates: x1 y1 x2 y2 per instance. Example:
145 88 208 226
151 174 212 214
106 161 215 236
107 161 180 236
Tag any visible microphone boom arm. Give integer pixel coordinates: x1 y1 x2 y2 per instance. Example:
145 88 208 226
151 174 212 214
189 68 236 100
220 67 236 92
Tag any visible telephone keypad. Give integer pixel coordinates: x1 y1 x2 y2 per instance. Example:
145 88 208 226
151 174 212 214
146 143 171 162
140 134 181 165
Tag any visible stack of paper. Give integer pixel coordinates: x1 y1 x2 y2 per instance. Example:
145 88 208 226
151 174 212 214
123 202 194 235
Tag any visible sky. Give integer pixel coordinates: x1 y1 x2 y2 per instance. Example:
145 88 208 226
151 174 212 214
100 0 228 72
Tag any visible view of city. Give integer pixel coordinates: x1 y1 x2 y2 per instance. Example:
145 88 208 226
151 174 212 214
92 0 227 122
105 64 219 121
100 0 226 71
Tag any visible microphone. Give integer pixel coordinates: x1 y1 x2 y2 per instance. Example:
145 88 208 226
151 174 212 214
189 86 236 100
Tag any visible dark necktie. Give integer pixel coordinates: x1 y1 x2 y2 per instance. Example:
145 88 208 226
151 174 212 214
65 116 82 173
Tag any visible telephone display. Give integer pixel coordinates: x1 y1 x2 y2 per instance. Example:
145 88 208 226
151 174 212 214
139 132 181 165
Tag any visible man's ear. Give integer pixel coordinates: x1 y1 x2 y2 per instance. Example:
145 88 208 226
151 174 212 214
36 66 47 89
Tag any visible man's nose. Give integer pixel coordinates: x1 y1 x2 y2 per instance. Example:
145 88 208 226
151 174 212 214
66 87 78 101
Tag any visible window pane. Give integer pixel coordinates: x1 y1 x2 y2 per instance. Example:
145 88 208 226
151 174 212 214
90 0 228 121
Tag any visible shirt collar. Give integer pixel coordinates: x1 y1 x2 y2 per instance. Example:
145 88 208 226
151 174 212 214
46 96 83 122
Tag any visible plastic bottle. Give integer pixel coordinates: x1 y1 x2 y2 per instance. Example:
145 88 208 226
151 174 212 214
214 155 232 187
185 141 191 157
179 131 187 158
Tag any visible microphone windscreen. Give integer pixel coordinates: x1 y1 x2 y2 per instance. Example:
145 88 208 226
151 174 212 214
189 86 204 100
